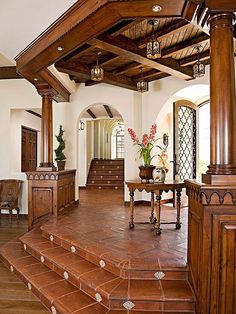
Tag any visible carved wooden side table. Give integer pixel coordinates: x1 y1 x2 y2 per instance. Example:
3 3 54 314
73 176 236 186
126 180 186 235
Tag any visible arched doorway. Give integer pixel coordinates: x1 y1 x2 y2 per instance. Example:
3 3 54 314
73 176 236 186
77 103 125 192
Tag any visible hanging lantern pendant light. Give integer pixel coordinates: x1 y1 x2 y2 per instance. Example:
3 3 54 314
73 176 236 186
193 46 205 78
137 68 148 93
91 51 104 81
147 19 161 59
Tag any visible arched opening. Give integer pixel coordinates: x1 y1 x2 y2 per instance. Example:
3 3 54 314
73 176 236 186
156 84 210 181
77 103 125 193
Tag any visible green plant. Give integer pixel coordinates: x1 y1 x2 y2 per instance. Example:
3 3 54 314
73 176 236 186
54 125 66 161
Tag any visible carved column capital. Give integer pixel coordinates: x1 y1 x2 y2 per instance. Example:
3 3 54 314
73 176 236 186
35 83 57 99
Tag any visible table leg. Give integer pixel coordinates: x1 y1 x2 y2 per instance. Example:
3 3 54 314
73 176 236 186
129 190 135 229
176 189 182 229
149 192 156 224
155 193 162 235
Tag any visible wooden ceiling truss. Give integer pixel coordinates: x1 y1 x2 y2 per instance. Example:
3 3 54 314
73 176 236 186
13 0 236 101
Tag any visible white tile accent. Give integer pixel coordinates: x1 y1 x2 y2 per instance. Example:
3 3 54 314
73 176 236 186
116 176 118 179
102 166 104 168
92 181 95 184
115 187 118 190
99 260 106 268
40 256 45 263
100 175 103 178
95 293 102 302
27 282 32 290
99 186 102 190
51 306 57 314
10 265 14 272
123 301 135 310
63 271 69 280
71 246 76 253
154 271 165 280
50 235 54 242
23 244 27 250
109 171 111 173
94 171 97 173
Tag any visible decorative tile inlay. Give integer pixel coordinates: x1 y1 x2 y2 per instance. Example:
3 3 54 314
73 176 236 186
115 187 118 190
27 282 32 290
123 301 135 310
40 256 45 263
117 166 120 169
95 293 102 302
92 181 95 184
154 271 165 280
109 171 111 173
108 181 110 184
23 244 27 250
10 265 14 272
102 166 105 168
94 171 97 173
116 176 118 179
63 271 69 280
100 175 103 178
50 235 54 242
99 260 106 268
99 187 102 190
71 246 76 253
51 306 57 314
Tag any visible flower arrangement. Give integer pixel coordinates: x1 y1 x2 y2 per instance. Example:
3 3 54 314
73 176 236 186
128 124 164 167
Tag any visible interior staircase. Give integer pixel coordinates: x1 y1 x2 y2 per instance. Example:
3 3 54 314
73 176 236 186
86 159 124 190
0 225 196 313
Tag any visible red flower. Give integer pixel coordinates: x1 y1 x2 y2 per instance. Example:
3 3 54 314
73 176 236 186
149 124 157 140
128 128 139 144
142 134 149 147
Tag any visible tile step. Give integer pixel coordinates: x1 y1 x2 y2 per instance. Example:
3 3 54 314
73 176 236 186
38 226 189 281
1 238 195 313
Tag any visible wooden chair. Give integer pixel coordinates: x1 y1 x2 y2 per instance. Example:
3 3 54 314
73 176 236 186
0 179 23 222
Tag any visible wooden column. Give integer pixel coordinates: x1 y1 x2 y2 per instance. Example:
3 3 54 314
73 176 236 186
36 84 56 171
203 12 236 182
186 11 236 314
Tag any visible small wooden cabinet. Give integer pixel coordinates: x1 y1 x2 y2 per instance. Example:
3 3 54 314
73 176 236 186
26 170 76 229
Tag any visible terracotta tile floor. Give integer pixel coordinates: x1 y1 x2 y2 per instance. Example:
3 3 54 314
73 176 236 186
41 189 188 271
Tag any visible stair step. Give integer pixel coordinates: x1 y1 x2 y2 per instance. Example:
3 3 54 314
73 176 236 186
39 226 189 281
93 159 124 166
86 185 124 190
88 175 124 180
87 180 123 185
1 236 195 313
0 239 108 314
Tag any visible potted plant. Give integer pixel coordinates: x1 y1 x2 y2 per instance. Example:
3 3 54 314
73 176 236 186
128 125 168 182
54 125 66 171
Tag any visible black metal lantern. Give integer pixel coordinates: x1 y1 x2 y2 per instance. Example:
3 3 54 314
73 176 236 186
137 68 148 93
91 52 104 81
147 19 161 59
193 46 205 78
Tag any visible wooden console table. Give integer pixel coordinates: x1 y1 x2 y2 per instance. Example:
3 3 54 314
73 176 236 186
126 180 186 235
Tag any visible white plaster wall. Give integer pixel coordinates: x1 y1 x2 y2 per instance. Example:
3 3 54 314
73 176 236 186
0 79 41 214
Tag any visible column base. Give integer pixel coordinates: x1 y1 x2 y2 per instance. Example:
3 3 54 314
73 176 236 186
37 163 56 172
202 173 236 184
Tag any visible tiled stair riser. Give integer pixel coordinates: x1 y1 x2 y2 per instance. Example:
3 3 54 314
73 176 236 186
41 228 188 280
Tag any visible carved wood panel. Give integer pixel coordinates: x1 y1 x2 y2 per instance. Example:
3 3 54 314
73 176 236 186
32 188 53 220
211 216 236 314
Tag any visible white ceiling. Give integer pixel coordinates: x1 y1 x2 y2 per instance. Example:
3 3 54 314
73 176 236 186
0 0 77 64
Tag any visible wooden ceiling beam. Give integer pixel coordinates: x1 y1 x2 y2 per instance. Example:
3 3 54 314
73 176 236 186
0 66 22 79
55 60 137 91
137 19 189 49
112 62 142 75
147 72 171 82
87 109 96 119
104 105 113 118
179 49 210 66
162 33 209 58
88 34 193 79
132 69 161 81
99 56 120 67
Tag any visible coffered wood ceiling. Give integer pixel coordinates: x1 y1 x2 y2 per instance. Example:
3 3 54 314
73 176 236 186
11 0 236 101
